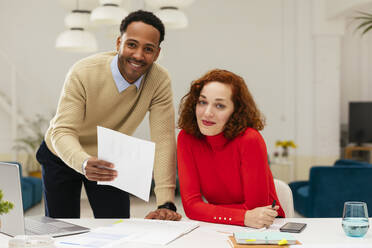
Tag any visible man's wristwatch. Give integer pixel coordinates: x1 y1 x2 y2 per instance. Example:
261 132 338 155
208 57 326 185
157 201 177 212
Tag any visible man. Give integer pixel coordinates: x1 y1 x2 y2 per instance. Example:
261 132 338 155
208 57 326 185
36 10 181 220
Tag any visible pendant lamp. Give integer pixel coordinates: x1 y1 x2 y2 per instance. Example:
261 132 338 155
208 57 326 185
145 0 194 29
145 0 195 9
91 0 128 25
56 10 98 53
155 7 188 29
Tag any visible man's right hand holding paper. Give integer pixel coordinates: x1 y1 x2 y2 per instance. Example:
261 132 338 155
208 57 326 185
84 157 118 181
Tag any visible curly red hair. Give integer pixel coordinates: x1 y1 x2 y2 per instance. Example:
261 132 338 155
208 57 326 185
178 69 265 139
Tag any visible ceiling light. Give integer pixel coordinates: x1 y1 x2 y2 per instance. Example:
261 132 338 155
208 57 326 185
64 10 91 29
145 0 194 29
91 0 128 25
155 7 188 29
56 10 98 53
56 29 97 53
145 0 195 9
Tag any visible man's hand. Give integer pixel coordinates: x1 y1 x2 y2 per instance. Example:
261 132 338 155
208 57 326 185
145 209 182 221
84 157 117 181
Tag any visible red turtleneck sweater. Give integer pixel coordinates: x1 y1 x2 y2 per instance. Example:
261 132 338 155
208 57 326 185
177 128 285 226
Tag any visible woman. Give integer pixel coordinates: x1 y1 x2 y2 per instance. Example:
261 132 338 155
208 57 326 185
177 69 285 228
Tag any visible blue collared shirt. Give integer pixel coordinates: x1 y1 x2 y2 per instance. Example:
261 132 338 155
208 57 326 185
110 54 143 93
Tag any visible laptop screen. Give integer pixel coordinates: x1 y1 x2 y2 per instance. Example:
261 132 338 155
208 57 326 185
0 162 90 237
0 162 26 236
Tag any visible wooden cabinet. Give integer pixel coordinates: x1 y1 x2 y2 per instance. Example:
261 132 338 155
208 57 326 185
344 146 372 163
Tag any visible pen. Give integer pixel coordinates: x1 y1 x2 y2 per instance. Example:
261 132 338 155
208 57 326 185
263 200 277 230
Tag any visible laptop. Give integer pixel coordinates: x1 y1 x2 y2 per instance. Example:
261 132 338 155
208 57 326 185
0 162 90 237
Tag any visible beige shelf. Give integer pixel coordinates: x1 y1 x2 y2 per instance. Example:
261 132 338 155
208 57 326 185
270 160 294 183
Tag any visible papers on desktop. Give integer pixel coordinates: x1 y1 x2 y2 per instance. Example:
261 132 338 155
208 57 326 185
57 230 129 248
97 126 155 202
56 219 200 247
108 219 199 245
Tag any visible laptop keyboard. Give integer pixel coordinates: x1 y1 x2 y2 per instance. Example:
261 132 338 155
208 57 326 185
25 218 62 235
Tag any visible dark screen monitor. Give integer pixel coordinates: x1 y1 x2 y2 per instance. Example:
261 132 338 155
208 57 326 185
349 101 372 145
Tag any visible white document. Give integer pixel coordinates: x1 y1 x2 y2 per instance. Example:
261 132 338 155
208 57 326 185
98 219 200 245
57 231 129 248
57 219 199 247
97 126 155 201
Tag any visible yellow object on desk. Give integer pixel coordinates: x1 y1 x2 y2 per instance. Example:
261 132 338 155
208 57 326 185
228 236 301 248
233 231 296 245
278 239 288 245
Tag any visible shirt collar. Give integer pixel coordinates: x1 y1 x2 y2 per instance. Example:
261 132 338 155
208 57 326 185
111 54 143 93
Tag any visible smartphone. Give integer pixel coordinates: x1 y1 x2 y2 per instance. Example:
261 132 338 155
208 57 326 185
279 222 307 233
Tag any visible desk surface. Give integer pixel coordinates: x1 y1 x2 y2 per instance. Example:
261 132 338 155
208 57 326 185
1 218 371 247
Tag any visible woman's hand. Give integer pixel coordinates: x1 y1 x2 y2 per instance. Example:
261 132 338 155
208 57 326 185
244 205 279 228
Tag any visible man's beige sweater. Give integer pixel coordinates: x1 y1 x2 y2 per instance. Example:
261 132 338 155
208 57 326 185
45 51 176 205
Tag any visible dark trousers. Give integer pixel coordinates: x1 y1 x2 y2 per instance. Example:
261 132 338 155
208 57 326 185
36 141 130 218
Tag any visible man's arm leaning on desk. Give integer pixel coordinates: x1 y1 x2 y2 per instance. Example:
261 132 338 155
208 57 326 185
144 72 181 221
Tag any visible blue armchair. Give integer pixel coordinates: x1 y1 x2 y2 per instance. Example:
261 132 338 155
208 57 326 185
3 161 43 211
289 160 372 217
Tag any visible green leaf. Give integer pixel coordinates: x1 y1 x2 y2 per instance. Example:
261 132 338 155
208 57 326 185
362 25 372 35
0 189 14 215
10 112 53 173
353 11 372 35
353 16 372 20
356 20 372 31
356 11 372 17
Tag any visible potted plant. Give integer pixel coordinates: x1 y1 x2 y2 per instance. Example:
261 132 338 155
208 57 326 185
0 189 14 230
273 140 297 163
13 113 50 178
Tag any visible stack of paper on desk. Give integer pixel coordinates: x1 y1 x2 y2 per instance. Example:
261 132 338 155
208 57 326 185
112 219 200 245
57 219 199 247
233 231 297 245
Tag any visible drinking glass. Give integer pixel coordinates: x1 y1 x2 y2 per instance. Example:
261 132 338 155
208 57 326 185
342 201 369 237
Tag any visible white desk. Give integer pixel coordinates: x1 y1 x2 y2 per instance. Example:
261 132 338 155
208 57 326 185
1 218 372 247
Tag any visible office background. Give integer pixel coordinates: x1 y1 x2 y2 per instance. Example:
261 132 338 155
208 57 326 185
0 0 372 182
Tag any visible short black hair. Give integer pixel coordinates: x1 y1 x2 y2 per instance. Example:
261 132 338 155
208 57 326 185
120 10 165 45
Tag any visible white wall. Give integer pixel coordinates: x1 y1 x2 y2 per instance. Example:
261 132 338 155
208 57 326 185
0 0 115 155
0 0 286 151
341 23 372 125
327 0 372 19
160 0 287 147
1 0 370 179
